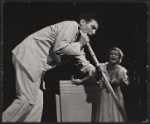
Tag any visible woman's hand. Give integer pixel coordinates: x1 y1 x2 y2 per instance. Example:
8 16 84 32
71 75 82 85
72 79 83 85
71 75 91 85
117 73 129 85
111 78 120 85
110 79 120 90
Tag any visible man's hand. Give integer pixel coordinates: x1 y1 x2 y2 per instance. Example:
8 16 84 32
78 30 90 48
97 63 106 73
88 67 96 77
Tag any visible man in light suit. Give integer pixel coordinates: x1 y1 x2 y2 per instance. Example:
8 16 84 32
2 12 99 122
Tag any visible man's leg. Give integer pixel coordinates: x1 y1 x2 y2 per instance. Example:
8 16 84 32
2 55 43 122
24 89 43 122
2 99 34 122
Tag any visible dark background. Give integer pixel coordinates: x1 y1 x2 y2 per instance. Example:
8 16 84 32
2 2 148 122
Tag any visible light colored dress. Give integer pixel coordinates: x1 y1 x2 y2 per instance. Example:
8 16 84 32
96 62 129 122
2 21 95 122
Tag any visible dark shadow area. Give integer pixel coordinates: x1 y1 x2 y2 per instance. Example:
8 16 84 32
81 79 100 122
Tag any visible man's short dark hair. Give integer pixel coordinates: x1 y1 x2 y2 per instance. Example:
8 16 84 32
77 11 101 25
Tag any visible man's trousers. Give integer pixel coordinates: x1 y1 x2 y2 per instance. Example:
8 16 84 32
2 55 43 122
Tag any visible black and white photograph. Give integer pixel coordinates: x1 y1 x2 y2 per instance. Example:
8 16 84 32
1 0 149 123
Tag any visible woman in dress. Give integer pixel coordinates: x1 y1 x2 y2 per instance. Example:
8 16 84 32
72 47 129 122
95 47 129 122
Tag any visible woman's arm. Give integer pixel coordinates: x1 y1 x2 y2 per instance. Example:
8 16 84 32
111 68 129 87
71 76 92 85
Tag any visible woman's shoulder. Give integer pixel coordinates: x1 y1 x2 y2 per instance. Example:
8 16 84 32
117 65 127 73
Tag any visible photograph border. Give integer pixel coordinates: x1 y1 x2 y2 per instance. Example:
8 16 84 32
0 0 149 123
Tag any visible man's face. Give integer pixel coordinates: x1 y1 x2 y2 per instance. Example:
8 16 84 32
80 19 98 36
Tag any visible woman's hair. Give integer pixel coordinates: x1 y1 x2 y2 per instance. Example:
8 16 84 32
108 47 124 64
77 11 101 25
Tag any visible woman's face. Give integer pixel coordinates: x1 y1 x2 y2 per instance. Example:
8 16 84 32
109 50 120 64
80 19 98 36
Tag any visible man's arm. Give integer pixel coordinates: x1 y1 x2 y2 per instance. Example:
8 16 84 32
53 21 96 76
53 21 89 56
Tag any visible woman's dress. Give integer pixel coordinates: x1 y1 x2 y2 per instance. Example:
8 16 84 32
96 62 129 122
